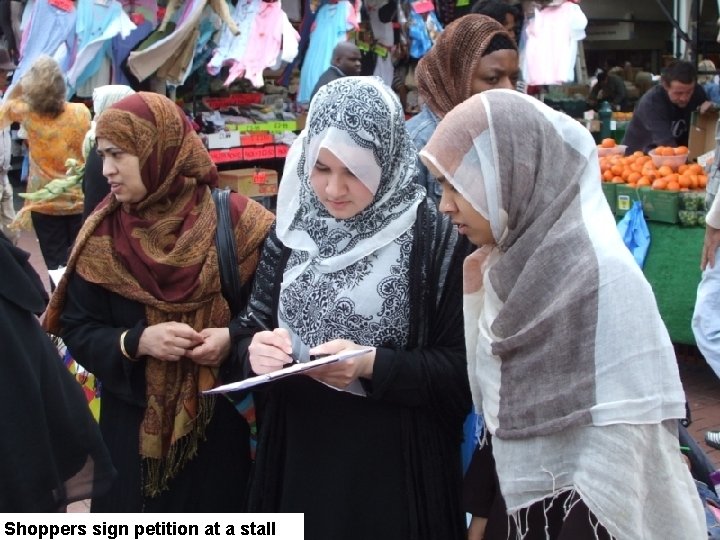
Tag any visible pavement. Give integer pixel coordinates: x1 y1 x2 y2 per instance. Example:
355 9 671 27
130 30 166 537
10 185 720 515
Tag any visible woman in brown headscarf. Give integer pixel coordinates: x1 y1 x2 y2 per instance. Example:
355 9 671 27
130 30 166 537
406 14 519 204
44 92 275 512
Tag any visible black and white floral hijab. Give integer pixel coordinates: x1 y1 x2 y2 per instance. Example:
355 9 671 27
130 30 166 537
276 76 426 349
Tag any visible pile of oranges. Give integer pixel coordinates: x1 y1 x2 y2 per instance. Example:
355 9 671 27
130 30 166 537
652 145 688 157
599 138 621 149
599 145 707 191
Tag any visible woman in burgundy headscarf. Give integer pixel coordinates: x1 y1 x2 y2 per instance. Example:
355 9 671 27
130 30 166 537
45 92 274 512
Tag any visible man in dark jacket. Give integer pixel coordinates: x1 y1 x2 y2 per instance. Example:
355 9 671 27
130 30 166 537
588 71 628 111
623 60 714 154
309 42 362 103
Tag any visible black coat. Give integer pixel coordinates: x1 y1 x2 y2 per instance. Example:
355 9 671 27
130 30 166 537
0 233 115 511
60 275 252 512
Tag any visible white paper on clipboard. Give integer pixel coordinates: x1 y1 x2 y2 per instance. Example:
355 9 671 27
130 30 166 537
202 348 374 395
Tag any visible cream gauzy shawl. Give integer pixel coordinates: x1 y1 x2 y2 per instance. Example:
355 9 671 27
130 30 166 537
275 77 426 351
421 89 704 539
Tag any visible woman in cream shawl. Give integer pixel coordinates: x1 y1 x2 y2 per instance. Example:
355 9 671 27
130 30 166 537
420 89 705 539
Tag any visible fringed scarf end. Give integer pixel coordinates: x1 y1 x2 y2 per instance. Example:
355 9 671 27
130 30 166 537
142 395 215 498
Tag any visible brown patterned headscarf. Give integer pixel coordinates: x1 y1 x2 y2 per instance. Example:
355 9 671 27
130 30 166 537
44 92 272 496
416 14 516 118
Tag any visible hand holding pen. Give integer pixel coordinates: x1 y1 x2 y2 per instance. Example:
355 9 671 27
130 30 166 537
246 312 294 375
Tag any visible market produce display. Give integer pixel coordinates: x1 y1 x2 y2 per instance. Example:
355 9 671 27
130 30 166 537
598 141 707 191
597 141 709 226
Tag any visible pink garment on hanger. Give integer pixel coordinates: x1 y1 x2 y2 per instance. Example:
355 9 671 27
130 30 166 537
226 1 284 87
523 1 587 85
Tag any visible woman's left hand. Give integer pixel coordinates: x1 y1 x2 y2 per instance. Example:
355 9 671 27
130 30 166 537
306 339 376 389
185 327 231 367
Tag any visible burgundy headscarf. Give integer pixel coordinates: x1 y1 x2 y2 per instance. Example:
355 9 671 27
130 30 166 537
92 91 220 302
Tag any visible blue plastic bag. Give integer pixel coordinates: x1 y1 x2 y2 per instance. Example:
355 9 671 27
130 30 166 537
616 200 650 268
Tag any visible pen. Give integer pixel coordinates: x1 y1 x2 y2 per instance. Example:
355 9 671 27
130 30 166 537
247 311 271 332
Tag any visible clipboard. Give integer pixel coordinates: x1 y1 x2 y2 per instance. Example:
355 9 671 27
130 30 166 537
202 348 374 395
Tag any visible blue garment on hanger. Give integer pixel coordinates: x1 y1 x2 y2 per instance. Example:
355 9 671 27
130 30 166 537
298 0 351 104
111 20 154 85
11 0 76 83
408 9 435 59
72 0 125 92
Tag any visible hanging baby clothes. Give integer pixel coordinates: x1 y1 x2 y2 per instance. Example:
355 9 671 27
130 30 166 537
111 0 157 86
126 0 205 83
297 0 356 104
9 0 75 88
366 0 393 86
67 0 135 95
207 0 261 77
521 0 587 85
217 0 299 87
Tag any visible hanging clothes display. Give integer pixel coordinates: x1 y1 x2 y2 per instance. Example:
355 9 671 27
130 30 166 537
208 0 262 77
407 5 442 59
9 0 76 88
521 0 587 86
125 0 206 83
297 0 357 105
208 0 299 88
111 0 157 86
66 0 135 95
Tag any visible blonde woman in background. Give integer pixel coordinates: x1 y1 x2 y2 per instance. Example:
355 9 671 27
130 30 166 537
0 55 90 283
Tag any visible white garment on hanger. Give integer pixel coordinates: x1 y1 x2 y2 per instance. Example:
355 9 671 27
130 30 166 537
270 12 300 69
521 1 586 85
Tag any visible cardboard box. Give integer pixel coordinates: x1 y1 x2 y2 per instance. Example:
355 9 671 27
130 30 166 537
688 110 719 161
217 168 278 198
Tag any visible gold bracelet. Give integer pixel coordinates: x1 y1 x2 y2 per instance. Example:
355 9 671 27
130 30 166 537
119 329 133 360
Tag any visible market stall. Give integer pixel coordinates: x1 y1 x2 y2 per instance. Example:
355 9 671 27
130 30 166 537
597 141 708 346
643 221 704 346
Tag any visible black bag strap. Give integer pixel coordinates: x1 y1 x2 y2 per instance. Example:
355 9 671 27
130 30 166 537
212 188 244 316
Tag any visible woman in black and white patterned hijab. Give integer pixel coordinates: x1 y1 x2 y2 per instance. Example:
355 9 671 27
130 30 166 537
239 76 472 539
276 76 426 363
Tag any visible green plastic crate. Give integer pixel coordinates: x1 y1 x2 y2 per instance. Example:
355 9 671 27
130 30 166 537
640 188 679 224
615 184 641 217
601 182 617 213
615 184 679 223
